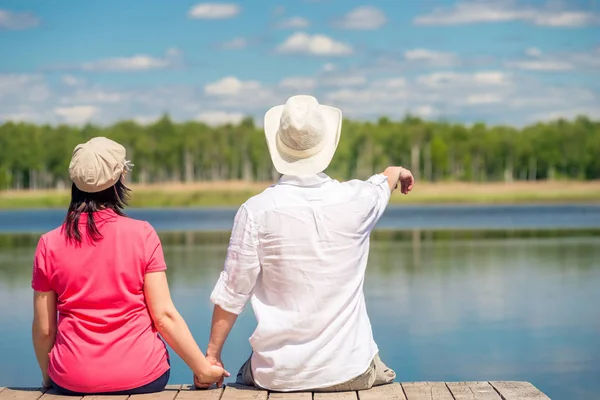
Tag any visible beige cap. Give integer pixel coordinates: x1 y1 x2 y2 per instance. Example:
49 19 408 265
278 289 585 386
68 137 130 193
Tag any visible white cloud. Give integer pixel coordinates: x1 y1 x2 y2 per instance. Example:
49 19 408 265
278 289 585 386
321 74 366 87
417 71 512 88
334 6 387 30
533 107 600 122
54 106 99 125
166 47 183 58
197 111 245 126
373 77 406 88
276 32 353 56
0 9 39 30
412 105 436 118
570 47 600 69
61 75 85 87
0 112 38 122
204 76 261 96
325 77 408 106
78 48 183 72
509 86 596 108
323 63 336 72
325 90 408 117
404 49 461 67
279 77 316 91
188 3 240 19
1 66 597 127
133 115 160 125
414 1 600 27
474 71 510 85
81 55 169 71
60 87 127 104
220 37 248 50
507 46 600 71
525 47 542 57
320 70 535 121
0 74 50 103
467 94 504 105
507 60 573 71
276 16 310 29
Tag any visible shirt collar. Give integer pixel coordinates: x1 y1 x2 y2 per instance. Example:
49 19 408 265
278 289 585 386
278 173 333 187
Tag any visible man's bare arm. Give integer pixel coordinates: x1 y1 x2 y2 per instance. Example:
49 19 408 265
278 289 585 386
382 166 415 194
207 305 238 359
194 305 239 389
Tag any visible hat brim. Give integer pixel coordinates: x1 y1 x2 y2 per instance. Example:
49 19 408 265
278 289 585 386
264 104 342 176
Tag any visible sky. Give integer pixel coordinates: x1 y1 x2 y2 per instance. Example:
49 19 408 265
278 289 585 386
0 0 599 126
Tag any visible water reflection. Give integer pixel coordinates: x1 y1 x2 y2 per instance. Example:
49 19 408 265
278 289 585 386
1 229 599 399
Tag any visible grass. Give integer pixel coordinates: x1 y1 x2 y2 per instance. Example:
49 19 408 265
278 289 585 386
1 180 599 209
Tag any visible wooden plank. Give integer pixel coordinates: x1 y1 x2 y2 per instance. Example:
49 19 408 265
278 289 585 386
37 390 79 400
446 382 502 399
0 389 46 400
313 393 357 400
130 385 181 400
401 382 453 400
268 392 312 400
488 382 550 400
220 384 267 400
358 383 407 400
175 387 224 400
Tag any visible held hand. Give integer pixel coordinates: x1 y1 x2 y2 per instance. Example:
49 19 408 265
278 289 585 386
206 354 225 387
194 357 229 390
398 167 415 194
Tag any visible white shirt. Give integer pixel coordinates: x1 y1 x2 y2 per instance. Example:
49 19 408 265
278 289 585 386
210 173 391 391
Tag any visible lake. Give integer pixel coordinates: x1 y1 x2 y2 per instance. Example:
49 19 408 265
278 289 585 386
0 205 599 399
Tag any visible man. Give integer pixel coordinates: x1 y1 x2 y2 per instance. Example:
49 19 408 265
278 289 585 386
197 95 414 392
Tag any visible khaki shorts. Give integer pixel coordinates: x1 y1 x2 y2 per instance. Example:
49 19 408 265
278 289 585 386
236 353 396 392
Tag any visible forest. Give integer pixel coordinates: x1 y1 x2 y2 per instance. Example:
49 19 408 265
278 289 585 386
0 114 599 191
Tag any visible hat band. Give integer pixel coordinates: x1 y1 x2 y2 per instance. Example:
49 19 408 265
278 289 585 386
276 132 326 159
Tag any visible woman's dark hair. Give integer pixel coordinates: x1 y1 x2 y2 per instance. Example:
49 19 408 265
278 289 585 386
64 180 130 244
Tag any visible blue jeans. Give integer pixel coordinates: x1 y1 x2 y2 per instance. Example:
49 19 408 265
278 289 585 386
52 360 170 396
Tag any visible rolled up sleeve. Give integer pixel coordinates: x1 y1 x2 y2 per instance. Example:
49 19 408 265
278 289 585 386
210 204 260 314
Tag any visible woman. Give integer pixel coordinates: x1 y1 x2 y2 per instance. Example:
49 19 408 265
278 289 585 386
31 137 228 395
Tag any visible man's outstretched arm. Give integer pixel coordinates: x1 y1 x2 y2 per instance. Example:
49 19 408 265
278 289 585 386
382 166 415 194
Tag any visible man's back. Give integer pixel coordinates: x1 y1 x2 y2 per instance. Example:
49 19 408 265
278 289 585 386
210 173 391 391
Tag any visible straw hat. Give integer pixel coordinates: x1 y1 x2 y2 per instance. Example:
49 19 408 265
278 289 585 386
264 95 342 176
68 137 133 193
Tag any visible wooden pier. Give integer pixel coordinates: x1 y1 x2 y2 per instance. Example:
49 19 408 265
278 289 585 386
0 382 550 400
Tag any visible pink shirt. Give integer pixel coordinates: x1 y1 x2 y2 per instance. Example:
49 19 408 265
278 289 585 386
31 209 170 393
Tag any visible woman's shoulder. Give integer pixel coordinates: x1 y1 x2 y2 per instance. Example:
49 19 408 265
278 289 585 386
40 225 65 244
118 215 154 229
117 216 158 237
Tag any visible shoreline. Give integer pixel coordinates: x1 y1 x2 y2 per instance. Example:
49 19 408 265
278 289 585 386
1 180 599 209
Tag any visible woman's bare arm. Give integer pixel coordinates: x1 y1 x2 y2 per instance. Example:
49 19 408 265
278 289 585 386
32 290 57 388
144 271 229 386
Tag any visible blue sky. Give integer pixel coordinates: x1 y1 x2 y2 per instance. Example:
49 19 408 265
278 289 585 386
0 0 599 126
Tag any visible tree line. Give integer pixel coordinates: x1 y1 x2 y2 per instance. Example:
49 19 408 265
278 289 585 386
0 114 598 190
